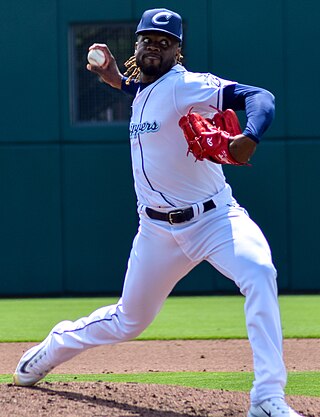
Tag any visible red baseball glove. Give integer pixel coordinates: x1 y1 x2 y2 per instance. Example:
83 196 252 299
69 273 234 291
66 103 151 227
179 109 245 165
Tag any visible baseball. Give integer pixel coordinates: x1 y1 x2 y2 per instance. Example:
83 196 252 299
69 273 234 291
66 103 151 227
87 48 107 67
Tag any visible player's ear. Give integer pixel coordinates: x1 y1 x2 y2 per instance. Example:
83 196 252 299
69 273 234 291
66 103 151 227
175 47 182 63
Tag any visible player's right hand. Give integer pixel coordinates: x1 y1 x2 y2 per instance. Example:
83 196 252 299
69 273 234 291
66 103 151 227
86 43 123 90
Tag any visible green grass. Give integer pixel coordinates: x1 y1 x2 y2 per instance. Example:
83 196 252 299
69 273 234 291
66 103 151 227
0 295 319 342
2 372 319 397
1 295 319 397
0 297 119 342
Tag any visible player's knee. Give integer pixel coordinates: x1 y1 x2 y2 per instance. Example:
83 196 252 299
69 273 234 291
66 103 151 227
240 262 277 295
258 262 277 281
117 322 145 341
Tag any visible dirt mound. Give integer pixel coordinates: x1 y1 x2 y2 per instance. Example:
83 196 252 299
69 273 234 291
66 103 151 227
1 339 319 416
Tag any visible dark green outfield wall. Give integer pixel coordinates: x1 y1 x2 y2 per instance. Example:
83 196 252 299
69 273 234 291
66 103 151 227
0 0 319 295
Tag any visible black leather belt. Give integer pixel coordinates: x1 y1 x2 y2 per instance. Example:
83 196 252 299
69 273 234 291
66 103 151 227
145 199 216 224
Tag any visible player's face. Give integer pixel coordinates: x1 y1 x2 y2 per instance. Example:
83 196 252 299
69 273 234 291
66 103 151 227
135 32 181 82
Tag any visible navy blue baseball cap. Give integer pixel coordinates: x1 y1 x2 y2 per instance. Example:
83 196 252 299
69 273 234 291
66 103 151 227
136 8 183 43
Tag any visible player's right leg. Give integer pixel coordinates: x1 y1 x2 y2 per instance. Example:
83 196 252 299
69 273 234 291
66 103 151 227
13 216 195 386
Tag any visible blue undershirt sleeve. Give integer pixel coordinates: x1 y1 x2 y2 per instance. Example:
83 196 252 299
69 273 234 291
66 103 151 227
121 77 140 96
222 83 275 143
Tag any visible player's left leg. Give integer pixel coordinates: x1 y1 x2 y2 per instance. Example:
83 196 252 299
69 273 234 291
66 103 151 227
202 205 287 406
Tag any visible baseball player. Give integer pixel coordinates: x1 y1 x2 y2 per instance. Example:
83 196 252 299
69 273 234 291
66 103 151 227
14 8 304 417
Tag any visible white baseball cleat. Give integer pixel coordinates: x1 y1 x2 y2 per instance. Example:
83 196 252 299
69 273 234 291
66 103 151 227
13 338 54 386
248 397 304 417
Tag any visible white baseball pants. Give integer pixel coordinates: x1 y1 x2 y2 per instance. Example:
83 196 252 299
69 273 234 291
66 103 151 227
44 203 286 405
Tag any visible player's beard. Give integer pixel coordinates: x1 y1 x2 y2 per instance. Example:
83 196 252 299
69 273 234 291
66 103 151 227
140 63 160 76
136 55 175 78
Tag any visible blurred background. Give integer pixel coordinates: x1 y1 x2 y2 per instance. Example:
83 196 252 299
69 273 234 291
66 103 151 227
0 0 319 296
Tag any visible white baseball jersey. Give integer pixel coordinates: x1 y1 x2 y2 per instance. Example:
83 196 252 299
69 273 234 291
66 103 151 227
22 63 287 408
129 64 236 209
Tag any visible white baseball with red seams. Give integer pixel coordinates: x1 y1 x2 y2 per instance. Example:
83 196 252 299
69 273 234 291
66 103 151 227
87 48 107 67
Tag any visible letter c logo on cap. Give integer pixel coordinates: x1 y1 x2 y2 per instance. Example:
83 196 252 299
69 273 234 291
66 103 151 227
152 12 172 25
